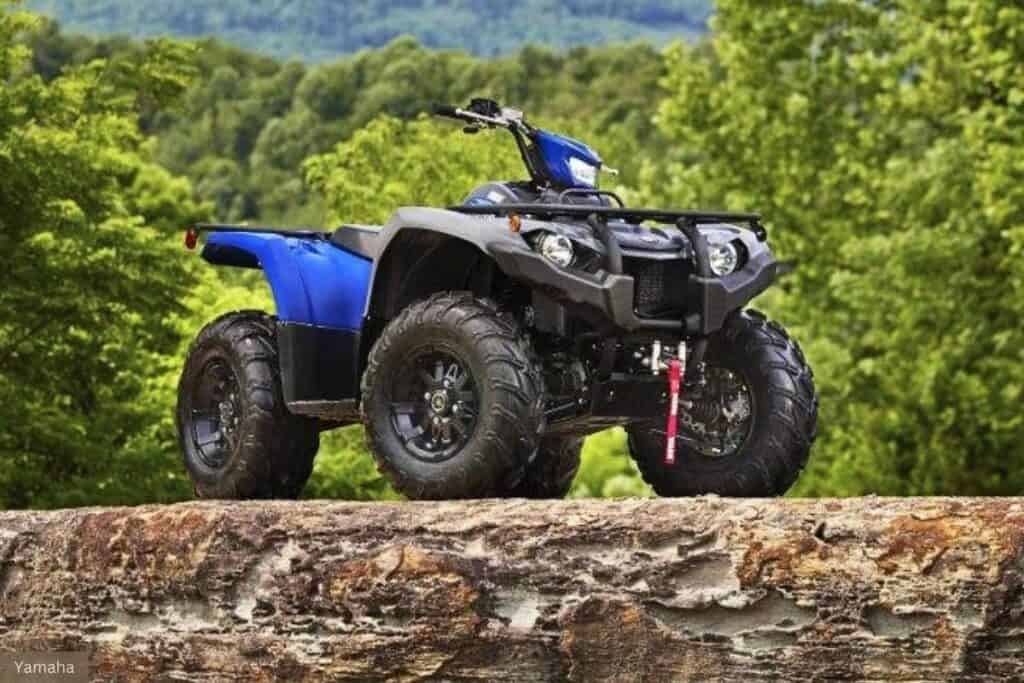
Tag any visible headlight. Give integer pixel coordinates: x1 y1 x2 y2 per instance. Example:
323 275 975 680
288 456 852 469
708 242 739 276
535 233 575 268
568 157 599 187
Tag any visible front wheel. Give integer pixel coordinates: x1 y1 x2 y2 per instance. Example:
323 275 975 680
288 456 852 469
361 292 545 500
628 310 817 497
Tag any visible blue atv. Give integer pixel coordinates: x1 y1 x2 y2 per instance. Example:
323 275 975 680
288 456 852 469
176 98 818 500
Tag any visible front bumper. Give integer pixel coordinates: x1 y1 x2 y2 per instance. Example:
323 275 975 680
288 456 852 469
687 248 777 335
489 240 777 335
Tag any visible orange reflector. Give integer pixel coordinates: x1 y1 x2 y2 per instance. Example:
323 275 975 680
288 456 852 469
509 214 522 233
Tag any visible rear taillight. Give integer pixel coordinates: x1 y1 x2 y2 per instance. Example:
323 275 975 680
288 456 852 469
184 227 198 250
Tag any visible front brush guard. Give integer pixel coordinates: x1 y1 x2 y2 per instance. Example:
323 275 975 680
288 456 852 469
484 209 777 339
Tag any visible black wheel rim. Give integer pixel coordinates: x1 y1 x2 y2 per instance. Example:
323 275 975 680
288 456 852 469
188 359 241 470
674 365 755 459
388 348 480 463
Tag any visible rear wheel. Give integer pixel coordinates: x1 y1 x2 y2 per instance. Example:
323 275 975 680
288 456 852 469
177 311 320 499
361 292 545 499
627 310 817 497
506 437 583 499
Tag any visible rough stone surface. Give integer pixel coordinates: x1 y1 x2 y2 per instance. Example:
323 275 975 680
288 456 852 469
1 497 1023 681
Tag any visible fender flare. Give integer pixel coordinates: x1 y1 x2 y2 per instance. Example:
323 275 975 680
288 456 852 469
364 207 530 318
366 207 665 331
202 231 371 330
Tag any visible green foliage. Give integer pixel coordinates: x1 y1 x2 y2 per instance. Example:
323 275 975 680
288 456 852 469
570 429 653 499
26 0 711 60
25 28 672 227
0 1 206 508
651 0 1024 495
168 38 670 225
305 116 524 224
8 0 1024 509
305 426 399 502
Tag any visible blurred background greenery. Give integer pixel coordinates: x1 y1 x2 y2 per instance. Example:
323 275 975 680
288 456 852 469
1 0 1022 509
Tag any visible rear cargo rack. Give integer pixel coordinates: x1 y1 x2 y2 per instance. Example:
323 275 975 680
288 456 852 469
195 223 329 239
450 203 765 240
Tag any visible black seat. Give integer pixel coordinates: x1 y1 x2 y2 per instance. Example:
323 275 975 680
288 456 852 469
330 225 382 260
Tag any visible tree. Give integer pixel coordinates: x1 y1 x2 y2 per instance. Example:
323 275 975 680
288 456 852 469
305 115 523 224
651 0 1024 495
0 1 206 508
25 0 711 60
25 28 672 227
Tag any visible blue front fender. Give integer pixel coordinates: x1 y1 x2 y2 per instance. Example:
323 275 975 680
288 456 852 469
202 231 371 331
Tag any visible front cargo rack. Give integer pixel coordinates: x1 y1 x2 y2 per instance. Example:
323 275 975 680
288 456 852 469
450 203 766 240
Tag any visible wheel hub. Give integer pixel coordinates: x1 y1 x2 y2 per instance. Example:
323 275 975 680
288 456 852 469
189 359 241 470
429 390 449 414
219 398 237 429
389 350 480 463
678 366 753 458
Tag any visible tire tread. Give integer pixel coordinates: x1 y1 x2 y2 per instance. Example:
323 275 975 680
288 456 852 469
361 292 545 499
177 310 319 500
629 309 817 497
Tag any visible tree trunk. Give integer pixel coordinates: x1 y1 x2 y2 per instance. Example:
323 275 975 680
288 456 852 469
1 498 1023 681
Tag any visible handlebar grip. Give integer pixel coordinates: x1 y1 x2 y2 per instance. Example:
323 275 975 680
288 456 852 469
432 103 459 118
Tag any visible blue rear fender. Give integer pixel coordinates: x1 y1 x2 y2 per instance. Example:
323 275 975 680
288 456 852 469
202 231 372 331
200 231 373 411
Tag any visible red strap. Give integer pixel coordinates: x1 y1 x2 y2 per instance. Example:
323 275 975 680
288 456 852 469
665 358 683 465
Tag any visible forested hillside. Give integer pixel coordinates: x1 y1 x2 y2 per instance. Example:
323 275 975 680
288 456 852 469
29 21 671 226
3 0 1023 509
26 0 712 60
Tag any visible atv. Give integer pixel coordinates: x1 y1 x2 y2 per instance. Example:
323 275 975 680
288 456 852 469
176 98 818 501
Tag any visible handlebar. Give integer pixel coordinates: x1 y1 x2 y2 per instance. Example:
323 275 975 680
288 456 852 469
432 100 542 182
431 102 518 130
432 103 460 118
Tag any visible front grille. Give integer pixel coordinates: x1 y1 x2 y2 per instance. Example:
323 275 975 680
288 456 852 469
624 257 690 318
